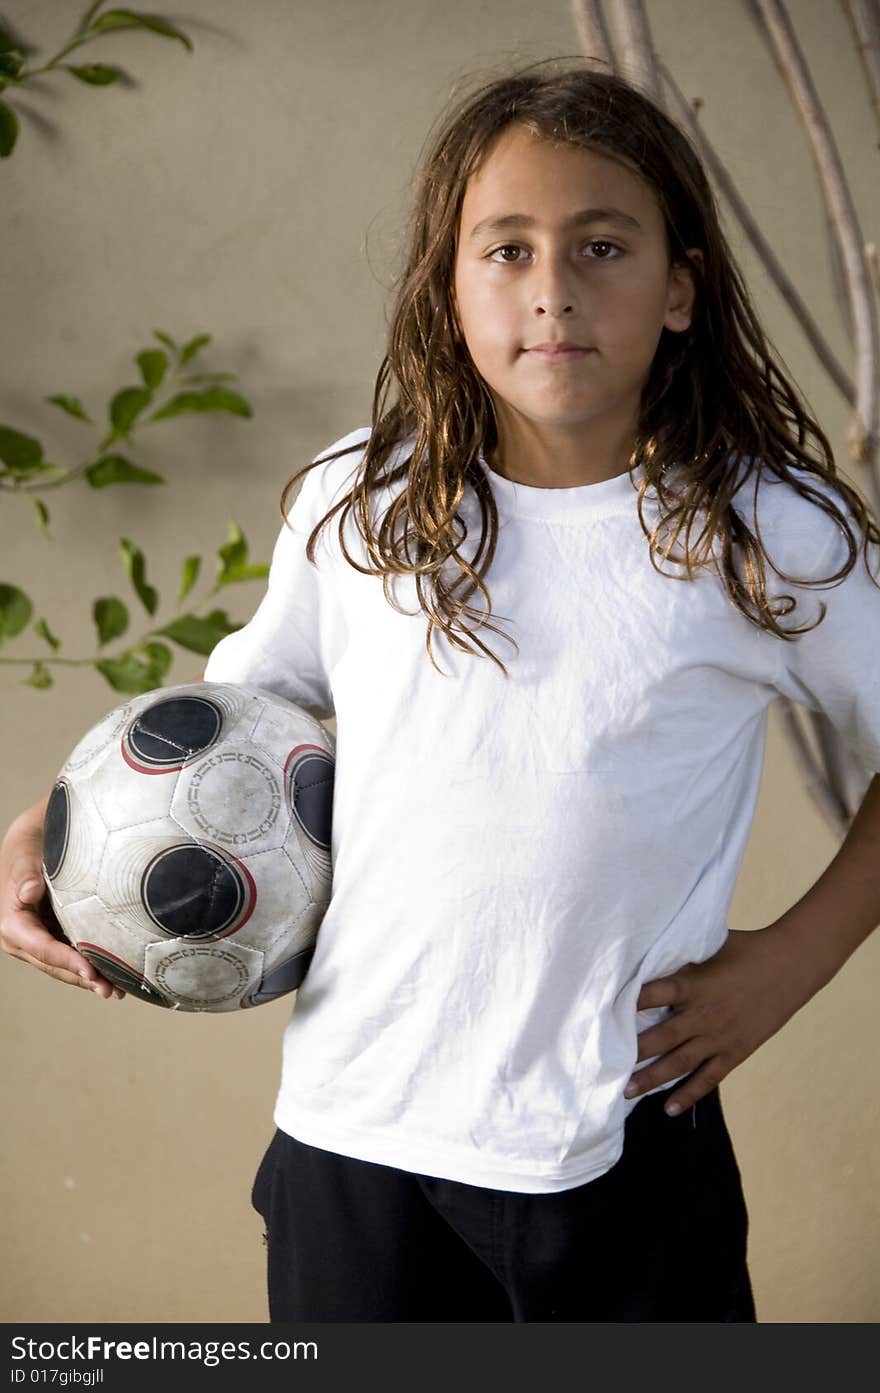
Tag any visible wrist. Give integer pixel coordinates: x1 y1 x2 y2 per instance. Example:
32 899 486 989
763 908 859 999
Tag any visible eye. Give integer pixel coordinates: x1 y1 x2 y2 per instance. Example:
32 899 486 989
487 240 623 264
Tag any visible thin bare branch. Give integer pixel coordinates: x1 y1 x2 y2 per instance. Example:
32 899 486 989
749 0 879 480
660 63 856 407
809 710 875 821
777 699 850 836
607 0 663 106
841 0 880 127
570 0 618 74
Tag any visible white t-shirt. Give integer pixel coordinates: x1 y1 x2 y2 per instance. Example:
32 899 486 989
204 425 880 1193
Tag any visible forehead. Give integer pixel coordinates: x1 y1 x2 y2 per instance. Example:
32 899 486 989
460 124 660 225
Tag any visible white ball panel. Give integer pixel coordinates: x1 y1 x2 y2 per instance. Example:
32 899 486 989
88 753 181 831
51 894 149 973
144 937 262 1010
62 701 135 777
171 744 287 853
233 845 317 958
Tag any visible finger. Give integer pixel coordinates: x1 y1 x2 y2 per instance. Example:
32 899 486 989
13 949 126 999
636 975 684 1012
4 909 92 980
4 894 127 998
16 876 45 905
634 1015 692 1063
4 911 123 997
624 1040 708 1099
660 1061 726 1116
17 878 65 938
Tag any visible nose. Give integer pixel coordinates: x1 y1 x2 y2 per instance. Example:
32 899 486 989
531 257 578 317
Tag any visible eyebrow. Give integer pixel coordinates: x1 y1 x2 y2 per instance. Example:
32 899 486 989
467 207 642 241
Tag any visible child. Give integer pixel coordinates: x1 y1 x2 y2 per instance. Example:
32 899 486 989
3 60 880 1323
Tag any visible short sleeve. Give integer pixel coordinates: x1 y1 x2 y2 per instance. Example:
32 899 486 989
203 433 365 720
771 505 880 774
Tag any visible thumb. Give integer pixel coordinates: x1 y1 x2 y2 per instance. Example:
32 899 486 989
16 873 45 904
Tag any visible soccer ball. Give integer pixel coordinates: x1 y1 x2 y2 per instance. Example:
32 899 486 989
41 681 335 1012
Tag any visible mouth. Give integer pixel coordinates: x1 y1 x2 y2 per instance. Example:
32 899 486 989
526 346 595 360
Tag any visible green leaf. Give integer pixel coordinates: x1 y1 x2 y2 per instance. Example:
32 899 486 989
33 617 61 652
94 641 172 695
0 25 19 54
109 386 153 437
93 596 129 646
137 349 168 391
0 98 18 157
146 387 252 423
24 662 53 690
33 499 50 537
85 455 165 488
217 521 246 577
119 538 159 616
0 584 33 643
178 554 201 604
152 329 178 356
217 563 269 587
215 522 269 588
0 50 23 77
45 394 94 424
0 425 43 472
62 63 122 85
179 333 212 366
150 611 237 656
89 11 193 51
203 607 239 631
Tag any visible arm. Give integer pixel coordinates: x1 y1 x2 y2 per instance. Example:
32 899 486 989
764 771 880 986
625 771 880 1115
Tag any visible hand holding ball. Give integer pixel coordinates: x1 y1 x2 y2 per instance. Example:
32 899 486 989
41 682 334 1012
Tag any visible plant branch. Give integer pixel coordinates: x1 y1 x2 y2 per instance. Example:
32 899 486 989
570 0 618 74
841 0 880 128
659 61 856 408
777 697 850 836
747 0 879 489
607 0 663 105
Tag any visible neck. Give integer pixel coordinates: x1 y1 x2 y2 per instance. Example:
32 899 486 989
488 408 638 489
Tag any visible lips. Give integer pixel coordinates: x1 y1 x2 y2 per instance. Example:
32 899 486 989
528 345 594 359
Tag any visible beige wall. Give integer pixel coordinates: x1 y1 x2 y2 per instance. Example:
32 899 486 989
1 0 877 1322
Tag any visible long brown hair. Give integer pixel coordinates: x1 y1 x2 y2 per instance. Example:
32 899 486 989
281 57 880 677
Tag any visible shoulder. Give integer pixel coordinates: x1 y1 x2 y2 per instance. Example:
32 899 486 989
300 424 417 506
303 425 373 507
727 455 869 580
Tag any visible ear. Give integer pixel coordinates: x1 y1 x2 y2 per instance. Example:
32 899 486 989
664 247 702 334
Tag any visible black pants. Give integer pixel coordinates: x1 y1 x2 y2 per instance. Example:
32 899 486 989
250 1085 756 1322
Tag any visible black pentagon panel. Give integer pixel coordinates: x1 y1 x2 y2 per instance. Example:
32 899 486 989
291 752 334 849
141 844 248 938
43 781 70 881
242 945 315 1007
79 946 172 1008
126 696 223 769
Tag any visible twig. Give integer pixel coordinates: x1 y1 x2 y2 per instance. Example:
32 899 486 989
777 698 850 836
570 0 618 74
841 0 880 128
748 0 880 487
660 62 856 409
607 0 663 105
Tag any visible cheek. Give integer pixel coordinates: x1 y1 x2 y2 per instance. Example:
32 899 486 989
457 282 514 362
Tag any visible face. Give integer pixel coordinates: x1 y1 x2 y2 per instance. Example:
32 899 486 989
452 124 699 466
